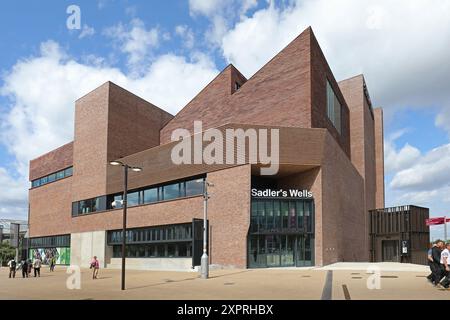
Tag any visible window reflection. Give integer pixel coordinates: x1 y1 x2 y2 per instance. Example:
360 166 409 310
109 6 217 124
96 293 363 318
248 199 314 267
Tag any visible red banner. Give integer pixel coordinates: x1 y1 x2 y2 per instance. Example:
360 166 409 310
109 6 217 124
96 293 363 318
426 217 448 226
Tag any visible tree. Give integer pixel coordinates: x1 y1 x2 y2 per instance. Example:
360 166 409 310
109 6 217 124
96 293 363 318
0 243 16 266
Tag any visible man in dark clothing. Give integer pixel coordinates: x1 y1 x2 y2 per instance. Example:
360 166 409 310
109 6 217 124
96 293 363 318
21 260 29 278
428 244 436 282
431 240 444 285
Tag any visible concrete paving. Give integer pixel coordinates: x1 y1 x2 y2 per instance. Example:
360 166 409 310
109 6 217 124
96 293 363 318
0 264 449 300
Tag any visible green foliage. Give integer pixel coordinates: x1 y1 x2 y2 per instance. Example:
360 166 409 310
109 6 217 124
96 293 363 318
0 243 16 265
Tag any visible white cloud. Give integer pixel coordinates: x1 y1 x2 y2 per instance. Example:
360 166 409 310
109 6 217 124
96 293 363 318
390 144 450 191
216 0 450 125
175 25 195 49
385 142 421 175
97 0 109 10
189 0 224 17
104 18 159 71
79 24 95 39
384 129 421 175
189 0 259 46
212 0 450 233
436 108 450 136
0 168 28 220
0 40 219 220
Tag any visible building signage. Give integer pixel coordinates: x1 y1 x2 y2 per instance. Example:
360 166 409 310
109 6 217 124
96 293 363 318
425 217 450 226
401 240 409 255
251 188 313 198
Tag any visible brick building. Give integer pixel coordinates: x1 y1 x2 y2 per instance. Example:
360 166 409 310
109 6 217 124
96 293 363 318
28 27 386 269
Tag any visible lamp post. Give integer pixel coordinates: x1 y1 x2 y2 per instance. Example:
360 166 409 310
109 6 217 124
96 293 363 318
109 160 142 290
201 180 213 279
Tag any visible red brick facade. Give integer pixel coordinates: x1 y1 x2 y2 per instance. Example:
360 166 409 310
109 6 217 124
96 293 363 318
28 27 383 268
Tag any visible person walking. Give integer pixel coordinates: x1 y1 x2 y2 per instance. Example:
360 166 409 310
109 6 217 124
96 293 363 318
33 258 42 277
7 258 16 278
49 256 56 272
21 259 29 278
90 256 100 279
432 240 444 286
27 259 33 275
427 244 436 283
439 242 450 289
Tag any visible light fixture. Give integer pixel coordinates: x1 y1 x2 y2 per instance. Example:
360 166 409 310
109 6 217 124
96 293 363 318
131 167 142 172
109 161 123 166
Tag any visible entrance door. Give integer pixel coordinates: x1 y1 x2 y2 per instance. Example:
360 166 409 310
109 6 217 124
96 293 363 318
382 240 399 262
266 235 281 267
281 235 295 267
296 235 314 267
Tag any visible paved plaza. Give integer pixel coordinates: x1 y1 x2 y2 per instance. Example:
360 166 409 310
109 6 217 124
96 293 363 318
0 263 449 300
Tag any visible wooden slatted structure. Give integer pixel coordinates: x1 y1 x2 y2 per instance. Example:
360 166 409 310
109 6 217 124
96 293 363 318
369 205 430 265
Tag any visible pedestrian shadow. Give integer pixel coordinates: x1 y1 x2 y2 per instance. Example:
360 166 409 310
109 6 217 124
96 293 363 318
208 270 253 279
126 270 253 291
92 276 113 280
126 277 197 291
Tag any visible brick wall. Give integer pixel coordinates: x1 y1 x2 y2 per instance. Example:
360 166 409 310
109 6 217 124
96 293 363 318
29 142 73 181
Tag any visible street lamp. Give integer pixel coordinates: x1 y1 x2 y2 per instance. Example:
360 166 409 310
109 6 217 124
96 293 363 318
109 160 142 290
201 180 213 279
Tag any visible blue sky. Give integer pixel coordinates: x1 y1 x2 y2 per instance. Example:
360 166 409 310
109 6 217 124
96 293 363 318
1 0 450 240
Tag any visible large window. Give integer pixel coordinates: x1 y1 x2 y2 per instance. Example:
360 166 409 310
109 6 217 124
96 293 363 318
108 223 194 259
30 234 71 248
163 183 180 201
72 176 205 217
31 166 73 188
248 198 314 268
326 80 342 134
73 196 106 216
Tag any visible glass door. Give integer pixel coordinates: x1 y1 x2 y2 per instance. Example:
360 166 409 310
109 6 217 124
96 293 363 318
266 235 281 267
281 235 295 266
295 235 314 267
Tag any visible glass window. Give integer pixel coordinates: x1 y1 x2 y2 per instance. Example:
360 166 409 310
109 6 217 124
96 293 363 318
65 167 73 177
32 180 40 188
163 183 180 201
92 197 100 212
297 201 304 230
143 188 158 203
327 80 342 134
40 176 48 185
251 201 258 232
178 243 188 257
137 245 145 257
156 244 166 257
185 179 204 196
266 201 274 230
72 202 79 216
305 201 312 232
113 194 123 209
56 170 65 180
281 202 289 229
289 201 297 229
179 182 186 197
257 201 265 231
273 200 281 229
167 244 176 257
127 191 140 207
48 173 56 183
79 200 91 214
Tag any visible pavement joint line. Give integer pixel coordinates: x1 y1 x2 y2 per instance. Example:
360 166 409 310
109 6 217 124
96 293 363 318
342 284 351 300
320 270 333 300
